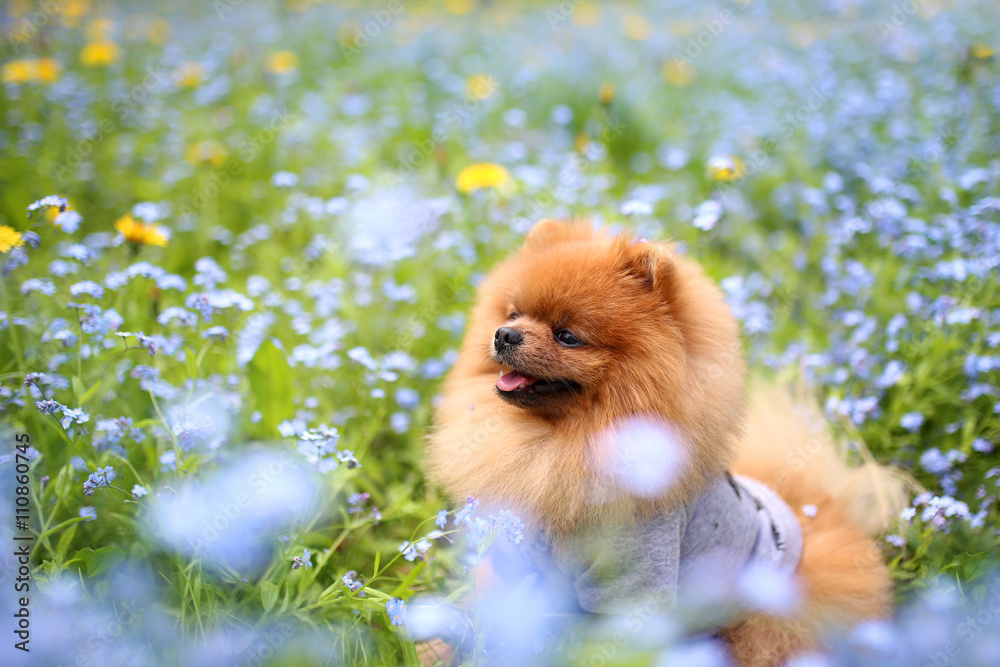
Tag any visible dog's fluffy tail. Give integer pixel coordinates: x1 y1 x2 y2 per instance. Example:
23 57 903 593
725 383 911 665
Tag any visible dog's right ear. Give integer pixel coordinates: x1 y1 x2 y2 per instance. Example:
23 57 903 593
523 218 592 251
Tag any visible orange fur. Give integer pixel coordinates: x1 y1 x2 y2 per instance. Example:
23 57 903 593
425 220 904 665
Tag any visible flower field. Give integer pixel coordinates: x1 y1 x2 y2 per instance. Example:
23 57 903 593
1 0 999 665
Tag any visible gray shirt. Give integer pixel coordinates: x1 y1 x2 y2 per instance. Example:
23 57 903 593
494 475 803 623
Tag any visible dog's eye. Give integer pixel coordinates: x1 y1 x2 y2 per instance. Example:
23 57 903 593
555 330 583 347
509 312 519 320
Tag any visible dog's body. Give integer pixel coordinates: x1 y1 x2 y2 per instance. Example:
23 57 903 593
426 220 902 665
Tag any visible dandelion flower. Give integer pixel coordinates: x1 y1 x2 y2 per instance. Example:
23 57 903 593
622 14 653 41
115 214 169 247
707 155 744 181
1 58 60 84
266 50 299 74
664 59 695 86
971 44 996 59
80 41 121 66
444 0 476 15
456 163 511 194
599 82 615 105
573 2 600 26
174 61 205 88
465 73 498 100
0 225 24 253
2 59 34 84
186 140 228 168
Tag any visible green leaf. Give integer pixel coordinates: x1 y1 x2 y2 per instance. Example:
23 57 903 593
373 551 380 579
261 580 279 613
390 560 426 598
247 338 295 436
64 546 125 578
56 523 78 557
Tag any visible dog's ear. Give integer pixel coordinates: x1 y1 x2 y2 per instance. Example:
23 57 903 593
618 242 677 295
523 218 593 251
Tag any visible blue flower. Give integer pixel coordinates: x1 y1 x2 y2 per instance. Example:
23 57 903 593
347 492 370 514
27 195 69 215
69 281 105 299
79 506 97 521
900 412 924 432
291 548 312 570
60 407 90 430
53 210 82 233
386 598 406 626
435 509 448 529
131 484 148 498
454 497 479 526
83 466 116 496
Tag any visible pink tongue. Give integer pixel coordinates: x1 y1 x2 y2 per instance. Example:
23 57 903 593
497 372 538 391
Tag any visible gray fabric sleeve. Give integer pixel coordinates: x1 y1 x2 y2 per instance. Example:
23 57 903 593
560 509 687 614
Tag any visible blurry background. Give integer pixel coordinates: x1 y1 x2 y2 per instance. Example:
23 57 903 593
1 0 999 665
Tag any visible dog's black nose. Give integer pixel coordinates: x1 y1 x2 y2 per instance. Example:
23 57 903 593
494 326 523 350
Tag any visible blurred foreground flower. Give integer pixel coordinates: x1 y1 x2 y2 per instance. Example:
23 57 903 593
80 41 121 66
266 50 299 74
115 214 168 247
465 73 498 100
0 225 24 253
174 61 205 88
2 57 60 84
456 163 511 194
707 155 744 181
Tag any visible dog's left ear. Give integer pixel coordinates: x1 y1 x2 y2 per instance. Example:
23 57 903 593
618 242 677 296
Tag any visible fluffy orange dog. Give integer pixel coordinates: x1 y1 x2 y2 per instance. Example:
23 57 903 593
426 219 903 665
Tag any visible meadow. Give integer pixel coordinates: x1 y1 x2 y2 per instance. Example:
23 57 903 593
0 0 999 665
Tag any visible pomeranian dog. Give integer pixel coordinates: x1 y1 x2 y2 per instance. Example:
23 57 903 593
426 219 904 666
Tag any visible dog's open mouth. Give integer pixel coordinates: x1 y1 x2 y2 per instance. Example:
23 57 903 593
495 369 578 401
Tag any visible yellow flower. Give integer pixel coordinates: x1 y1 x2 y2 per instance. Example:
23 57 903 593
186 140 228 168
707 155 745 182
572 2 600 27
266 50 299 74
81 41 121 66
664 59 695 86
2 59 35 84
622 14 653 42
599 82 615 105
1 58 60 85
456 163 511 194
971 43 996 59
444 0 476 15
60 0 90 26
115 214 168 247
174 61 205 88
146 18 171 45
465 73 498 100
45 199 74 222
0 225 24 253
35 58 60 83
